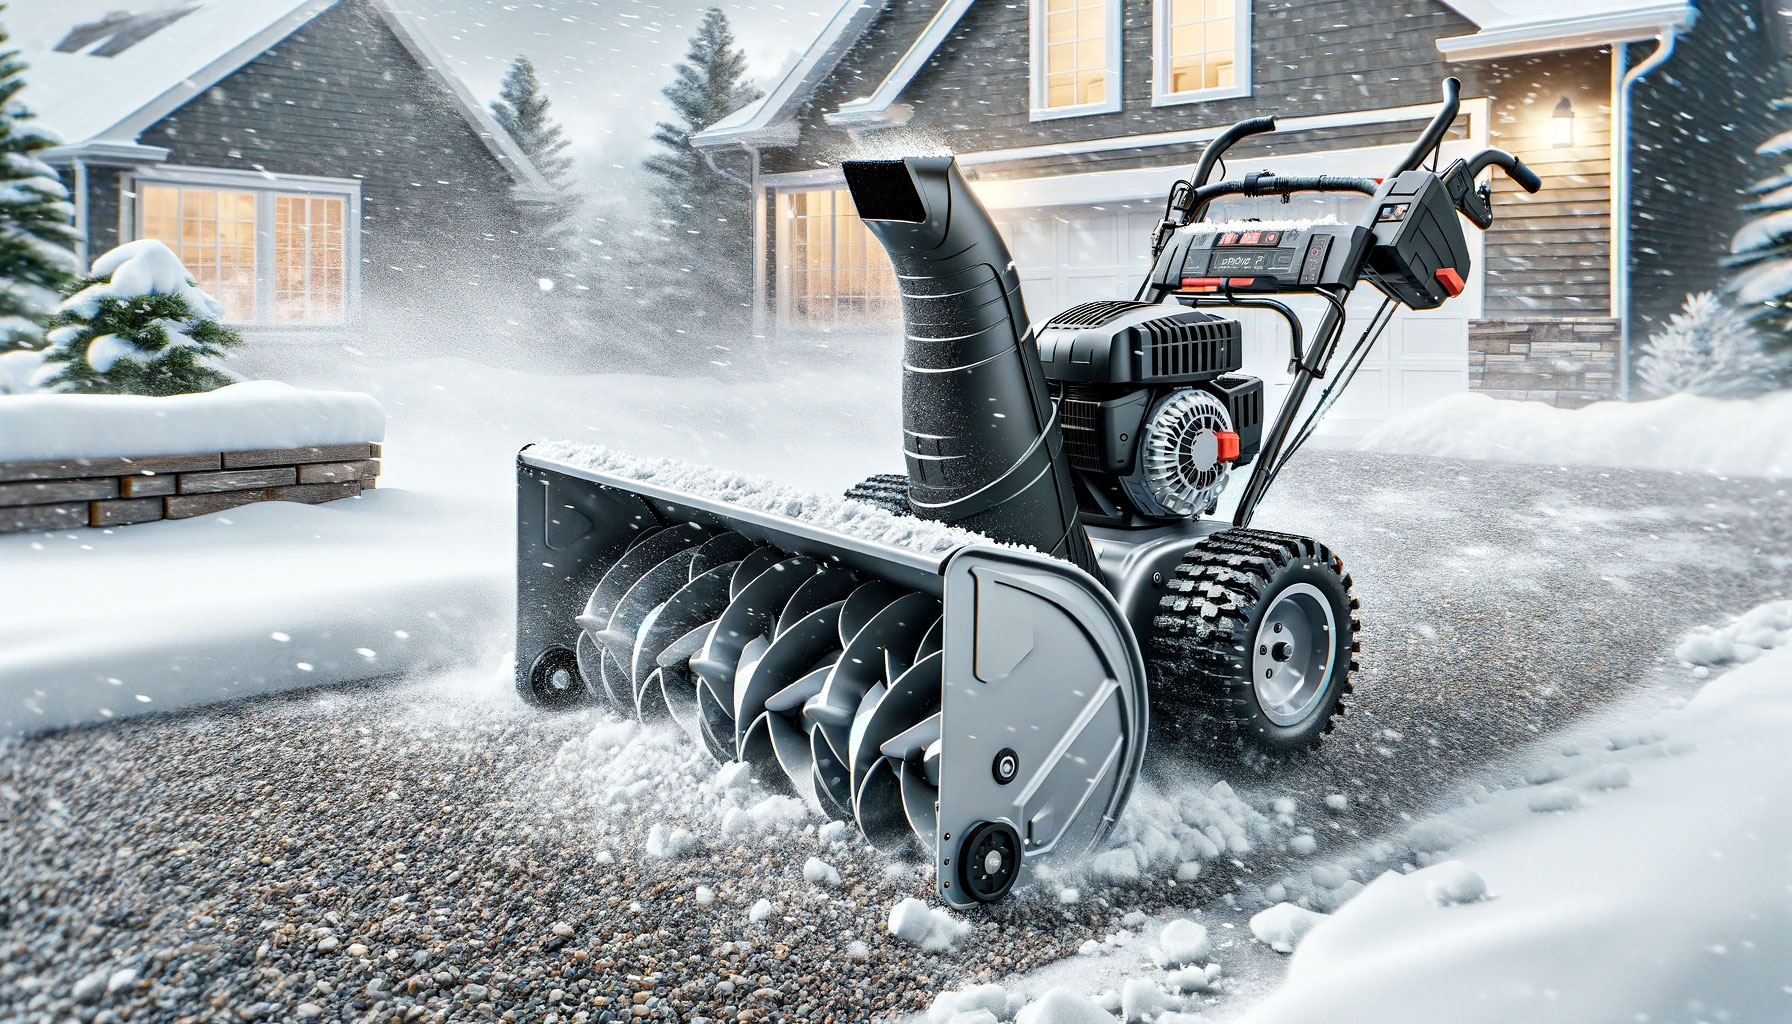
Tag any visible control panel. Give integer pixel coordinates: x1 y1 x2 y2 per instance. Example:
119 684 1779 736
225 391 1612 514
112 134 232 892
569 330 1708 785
1148 223 1373 296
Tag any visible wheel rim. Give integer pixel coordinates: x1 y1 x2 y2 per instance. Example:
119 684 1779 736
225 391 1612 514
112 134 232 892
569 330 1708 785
1251 582 1335 727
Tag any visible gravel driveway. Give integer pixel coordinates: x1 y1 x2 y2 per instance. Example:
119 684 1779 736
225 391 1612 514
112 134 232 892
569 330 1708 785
3 450 1786 1023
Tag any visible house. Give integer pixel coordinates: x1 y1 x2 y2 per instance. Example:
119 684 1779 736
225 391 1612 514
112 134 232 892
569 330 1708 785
15 0 546 334
694 0 1785 429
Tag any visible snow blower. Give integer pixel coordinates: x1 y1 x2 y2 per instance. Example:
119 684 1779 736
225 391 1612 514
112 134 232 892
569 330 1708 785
514 79 1540 907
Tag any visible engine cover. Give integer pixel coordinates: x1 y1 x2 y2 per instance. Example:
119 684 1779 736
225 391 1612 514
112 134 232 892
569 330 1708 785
1037 301 1243 385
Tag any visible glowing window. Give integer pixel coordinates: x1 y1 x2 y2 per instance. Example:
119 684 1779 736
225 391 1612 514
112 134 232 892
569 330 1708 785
1155 0 1250 104
782 189 900 326
139 185 257 321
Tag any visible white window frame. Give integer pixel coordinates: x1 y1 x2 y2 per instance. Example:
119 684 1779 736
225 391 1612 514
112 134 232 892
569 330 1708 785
119 164 363 327
1151 0 1252 107
1028 0 1124 122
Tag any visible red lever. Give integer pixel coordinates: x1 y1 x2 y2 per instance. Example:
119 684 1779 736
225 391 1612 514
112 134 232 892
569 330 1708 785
1216 431 1240 463
1435 267 1465 297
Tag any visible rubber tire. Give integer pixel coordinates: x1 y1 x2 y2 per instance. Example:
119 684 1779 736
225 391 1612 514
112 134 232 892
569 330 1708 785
1149 528 1360 756
843 473 911 516
519 646 587 710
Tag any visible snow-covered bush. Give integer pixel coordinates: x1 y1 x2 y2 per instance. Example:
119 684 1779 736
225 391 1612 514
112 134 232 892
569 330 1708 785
0 344 46 394
37 239 242 396
0 23 80 350
1636 292 1777 397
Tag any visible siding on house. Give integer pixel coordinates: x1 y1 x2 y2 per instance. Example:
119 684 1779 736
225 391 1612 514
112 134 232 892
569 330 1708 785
110 0 524 312
1629 0 1787 334
766 0 1615 320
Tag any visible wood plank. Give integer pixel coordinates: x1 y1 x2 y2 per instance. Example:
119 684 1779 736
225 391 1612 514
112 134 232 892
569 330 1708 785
222 444 374 468
91 497 164 527
296 459 380 484
0 477 120 507
1 503 89 534
165 491 268 520
268 481 363 504
120 475 178 498
0 452 220 483
177 467 297 494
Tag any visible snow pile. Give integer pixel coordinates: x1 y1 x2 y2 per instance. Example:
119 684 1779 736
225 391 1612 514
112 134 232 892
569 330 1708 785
0 380 385 462
1358 390 1792 479
1238 601 1792 1024
887 897 972 952
0 488 507 734
1674 599 1792 667
546 717 815 847
529 440 1005 558
1056 777 1274 891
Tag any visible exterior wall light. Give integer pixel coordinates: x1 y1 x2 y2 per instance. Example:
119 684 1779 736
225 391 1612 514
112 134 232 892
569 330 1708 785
1551 96 1575 149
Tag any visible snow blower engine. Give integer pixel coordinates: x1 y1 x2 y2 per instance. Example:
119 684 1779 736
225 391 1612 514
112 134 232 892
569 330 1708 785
513 79 1540 906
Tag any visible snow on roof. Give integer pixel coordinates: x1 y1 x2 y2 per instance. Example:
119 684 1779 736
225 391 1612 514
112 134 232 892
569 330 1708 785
692 0 890 150
1436 0 1695 60
10 0 334 148
12 0 545 190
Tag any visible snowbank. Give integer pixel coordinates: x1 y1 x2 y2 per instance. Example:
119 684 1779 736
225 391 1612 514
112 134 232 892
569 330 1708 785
0 489 506 734
1358 391 1792 479
0 380 385 462
1239 606 1792 1024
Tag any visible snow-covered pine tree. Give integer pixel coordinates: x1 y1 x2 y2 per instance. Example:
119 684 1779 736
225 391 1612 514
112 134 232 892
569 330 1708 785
39 239 242 396
1728 88 1792 356
0 13 80 350
642 9 763 333
1637 292 1778 397
492 57 574 192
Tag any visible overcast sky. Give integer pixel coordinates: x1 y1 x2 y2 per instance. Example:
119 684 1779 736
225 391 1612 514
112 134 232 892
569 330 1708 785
402 0 841 186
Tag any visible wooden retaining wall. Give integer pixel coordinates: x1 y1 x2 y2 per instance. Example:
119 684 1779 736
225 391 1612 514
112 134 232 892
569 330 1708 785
0 443 381 534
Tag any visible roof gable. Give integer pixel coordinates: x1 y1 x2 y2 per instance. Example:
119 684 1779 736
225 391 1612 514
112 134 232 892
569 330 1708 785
13 0 545 190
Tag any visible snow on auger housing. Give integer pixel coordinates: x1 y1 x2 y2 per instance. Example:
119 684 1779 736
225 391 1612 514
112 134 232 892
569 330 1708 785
514 80 1541 907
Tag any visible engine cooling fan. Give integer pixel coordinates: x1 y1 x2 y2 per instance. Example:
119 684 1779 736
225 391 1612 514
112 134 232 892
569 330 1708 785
1132 388 1238 517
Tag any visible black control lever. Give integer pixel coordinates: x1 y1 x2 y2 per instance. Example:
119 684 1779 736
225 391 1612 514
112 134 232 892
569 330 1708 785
1442 148 1543 230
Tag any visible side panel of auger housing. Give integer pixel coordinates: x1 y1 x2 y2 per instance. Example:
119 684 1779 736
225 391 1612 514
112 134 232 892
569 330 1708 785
935 546 1149 908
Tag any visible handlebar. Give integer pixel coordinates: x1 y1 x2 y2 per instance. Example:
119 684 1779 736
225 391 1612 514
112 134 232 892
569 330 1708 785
1466 147 1542 194
1395 78 1461 174
1193 172 1381 207
1191 116 1278 189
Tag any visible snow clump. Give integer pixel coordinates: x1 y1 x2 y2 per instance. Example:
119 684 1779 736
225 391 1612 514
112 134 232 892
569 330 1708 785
927 983 1017 1023
645 823 697 860
802 856 841 886
1419 861 1489 906
1149 919 1210 967
1250 902 1328 953
1674 599 1792 667
1120 978 1178 1022
1014 988 1116 1024
887 897 972 951
747 899 773 924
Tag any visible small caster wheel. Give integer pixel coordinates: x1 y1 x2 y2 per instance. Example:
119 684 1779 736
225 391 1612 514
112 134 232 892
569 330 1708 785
958 820 1022 903
520 646 585 709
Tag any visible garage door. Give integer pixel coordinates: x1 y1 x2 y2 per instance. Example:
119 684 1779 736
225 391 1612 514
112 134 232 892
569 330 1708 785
992 191 1478 438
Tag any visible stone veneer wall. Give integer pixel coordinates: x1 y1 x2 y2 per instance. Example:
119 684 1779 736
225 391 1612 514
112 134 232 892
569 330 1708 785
0 443 380 534
1468 318 1622 408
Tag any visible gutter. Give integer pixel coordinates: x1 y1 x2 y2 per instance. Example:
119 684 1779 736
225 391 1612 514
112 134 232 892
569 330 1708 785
1436 3 1692 61
1613 28 1681 401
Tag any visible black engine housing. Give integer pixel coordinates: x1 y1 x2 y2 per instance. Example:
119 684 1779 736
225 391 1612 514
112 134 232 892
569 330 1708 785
1037 301 1264 526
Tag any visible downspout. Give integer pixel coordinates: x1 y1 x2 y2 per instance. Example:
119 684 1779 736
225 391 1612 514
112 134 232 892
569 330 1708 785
1612 28 1679 400
701 143 768 340
72 159 91 273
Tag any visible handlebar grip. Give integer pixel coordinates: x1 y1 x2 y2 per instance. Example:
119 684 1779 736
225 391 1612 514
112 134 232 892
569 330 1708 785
1507 159 1542 194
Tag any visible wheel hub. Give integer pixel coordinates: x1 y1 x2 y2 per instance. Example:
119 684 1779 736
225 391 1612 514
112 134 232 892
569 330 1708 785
1250 582 1336 727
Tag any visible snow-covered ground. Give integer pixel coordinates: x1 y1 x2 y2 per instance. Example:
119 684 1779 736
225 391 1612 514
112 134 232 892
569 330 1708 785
913 598 1792 1024
1360 390 1792 479
1 341 905 733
